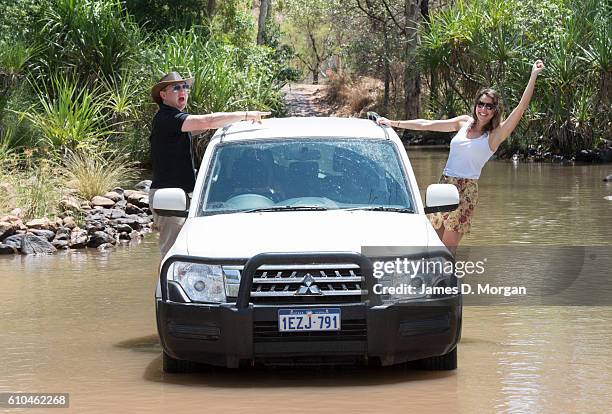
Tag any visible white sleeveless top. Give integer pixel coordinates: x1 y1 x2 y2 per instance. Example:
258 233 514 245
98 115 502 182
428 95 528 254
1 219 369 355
442 122 494 179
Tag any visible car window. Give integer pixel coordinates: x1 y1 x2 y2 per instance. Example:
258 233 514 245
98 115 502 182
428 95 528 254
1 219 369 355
198 138 413 215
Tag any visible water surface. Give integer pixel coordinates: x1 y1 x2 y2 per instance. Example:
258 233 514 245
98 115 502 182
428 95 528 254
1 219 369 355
1 150 611 413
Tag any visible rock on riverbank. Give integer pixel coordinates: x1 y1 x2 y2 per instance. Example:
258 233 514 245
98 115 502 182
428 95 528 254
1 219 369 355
0 180 154 255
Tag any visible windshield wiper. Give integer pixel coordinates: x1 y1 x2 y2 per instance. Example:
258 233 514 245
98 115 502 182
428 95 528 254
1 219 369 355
344 206 414 213
244 205 329 213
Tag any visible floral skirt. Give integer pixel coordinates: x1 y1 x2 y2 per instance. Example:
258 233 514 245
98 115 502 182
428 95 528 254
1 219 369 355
427 175 479 234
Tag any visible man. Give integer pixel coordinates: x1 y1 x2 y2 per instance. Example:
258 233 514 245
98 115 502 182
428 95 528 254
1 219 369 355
149 71 270 258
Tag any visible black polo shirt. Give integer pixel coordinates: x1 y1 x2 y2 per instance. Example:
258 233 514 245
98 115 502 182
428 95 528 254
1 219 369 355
149 103 196 193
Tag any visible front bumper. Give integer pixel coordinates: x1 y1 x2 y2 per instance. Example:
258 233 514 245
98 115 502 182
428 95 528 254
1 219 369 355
156 251 461 368
157 298 461 367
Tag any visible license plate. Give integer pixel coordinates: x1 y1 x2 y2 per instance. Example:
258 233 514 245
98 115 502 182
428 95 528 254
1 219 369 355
278 308 341 332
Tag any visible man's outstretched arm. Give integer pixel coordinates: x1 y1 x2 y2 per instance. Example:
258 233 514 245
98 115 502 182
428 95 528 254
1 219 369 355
181 111 271 132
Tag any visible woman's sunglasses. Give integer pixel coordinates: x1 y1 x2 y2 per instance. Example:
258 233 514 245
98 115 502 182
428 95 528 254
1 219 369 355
477 101 497 111
168 83 191 92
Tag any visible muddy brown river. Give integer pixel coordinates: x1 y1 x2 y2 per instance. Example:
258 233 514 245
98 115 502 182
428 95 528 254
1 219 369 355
1 149 611 413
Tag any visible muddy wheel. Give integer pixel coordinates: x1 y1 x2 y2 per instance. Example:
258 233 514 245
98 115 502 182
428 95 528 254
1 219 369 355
162 351 199 373
416 347 457 370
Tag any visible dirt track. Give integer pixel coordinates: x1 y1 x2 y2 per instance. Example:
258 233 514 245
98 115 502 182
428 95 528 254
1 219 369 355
282 83 330 117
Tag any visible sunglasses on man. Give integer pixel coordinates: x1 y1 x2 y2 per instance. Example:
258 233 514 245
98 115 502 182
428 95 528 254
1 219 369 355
168 83 191 92
477 101 497 111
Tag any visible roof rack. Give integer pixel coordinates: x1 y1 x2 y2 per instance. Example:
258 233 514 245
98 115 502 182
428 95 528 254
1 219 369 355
366 111 381 122
219 124 232 143
366 111 390 140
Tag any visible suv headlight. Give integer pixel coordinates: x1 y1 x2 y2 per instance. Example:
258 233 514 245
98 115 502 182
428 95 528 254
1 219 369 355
374 256 457 303
168 262 226 303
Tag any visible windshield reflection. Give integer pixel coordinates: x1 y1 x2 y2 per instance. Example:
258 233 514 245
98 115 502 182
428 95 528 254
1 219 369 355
199 139 413 215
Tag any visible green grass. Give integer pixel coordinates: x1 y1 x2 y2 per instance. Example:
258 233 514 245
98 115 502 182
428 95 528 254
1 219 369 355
60 149 138 201
0 154 65 220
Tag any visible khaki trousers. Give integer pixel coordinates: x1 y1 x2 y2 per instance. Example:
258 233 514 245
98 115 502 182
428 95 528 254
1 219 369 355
149 188 186 258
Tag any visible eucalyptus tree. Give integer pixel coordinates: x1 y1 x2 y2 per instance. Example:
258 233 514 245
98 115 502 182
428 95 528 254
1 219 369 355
257 0 272 45
355 0 396 111
354 0 425 118
280 0 343 84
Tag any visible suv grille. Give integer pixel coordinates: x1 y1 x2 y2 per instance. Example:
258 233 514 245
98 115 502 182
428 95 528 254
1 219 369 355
229 264 366 304
252 264 364 304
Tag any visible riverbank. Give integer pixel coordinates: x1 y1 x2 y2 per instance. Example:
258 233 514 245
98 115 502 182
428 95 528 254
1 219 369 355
0 180 153 255
402 132 612 163
284 82 612 164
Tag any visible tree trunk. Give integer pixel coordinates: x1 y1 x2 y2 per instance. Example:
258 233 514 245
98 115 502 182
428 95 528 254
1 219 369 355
313 61 319 85
430 69 437 106
420 0 429 21
257 0 271 45
403 0 421 119
207 0 217 19
383 25 390 111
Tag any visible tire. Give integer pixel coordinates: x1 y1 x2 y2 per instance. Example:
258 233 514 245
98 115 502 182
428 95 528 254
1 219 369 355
162 351 200 373
416 347 457 370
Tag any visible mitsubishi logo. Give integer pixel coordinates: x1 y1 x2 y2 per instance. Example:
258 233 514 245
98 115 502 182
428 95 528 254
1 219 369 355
295 273 323 296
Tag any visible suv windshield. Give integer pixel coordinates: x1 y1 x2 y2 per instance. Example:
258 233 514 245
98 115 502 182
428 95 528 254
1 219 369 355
198 138 413 216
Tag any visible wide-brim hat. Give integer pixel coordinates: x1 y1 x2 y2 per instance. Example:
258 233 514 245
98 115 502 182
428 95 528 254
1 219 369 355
151 72 194 105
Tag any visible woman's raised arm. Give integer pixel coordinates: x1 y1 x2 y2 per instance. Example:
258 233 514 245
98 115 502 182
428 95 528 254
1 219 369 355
489 60 544 151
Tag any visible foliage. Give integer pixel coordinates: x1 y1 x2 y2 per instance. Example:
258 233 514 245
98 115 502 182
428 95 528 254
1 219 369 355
18 75 114 152
0 128 18 161
340 0 426 117
149 28 284 114
100 70 147 132
0 115 41 159
0 40 36 119
211 0 257 49
0 0 43 41
0 154 66 220
258 12 302 83
417 0 611 155
32 0 144 86
279 0 344 84
0 40 35 79
123 0 213 32
60 149 138 201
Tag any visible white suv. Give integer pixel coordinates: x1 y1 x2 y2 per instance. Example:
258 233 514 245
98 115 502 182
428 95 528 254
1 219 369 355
152 117 461 372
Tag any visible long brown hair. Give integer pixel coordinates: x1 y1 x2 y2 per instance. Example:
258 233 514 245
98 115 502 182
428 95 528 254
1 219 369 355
471 88 503 132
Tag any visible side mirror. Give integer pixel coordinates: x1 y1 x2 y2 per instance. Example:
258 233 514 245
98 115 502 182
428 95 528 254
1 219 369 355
151 188 189 217
424 184 459 214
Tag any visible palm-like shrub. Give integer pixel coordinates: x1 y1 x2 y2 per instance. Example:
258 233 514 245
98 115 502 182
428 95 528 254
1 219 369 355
21 75 112 151
0 40 35 116
34 0 144 86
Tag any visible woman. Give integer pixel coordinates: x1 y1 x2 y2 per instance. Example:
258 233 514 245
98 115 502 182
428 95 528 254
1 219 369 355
378 60 545 252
